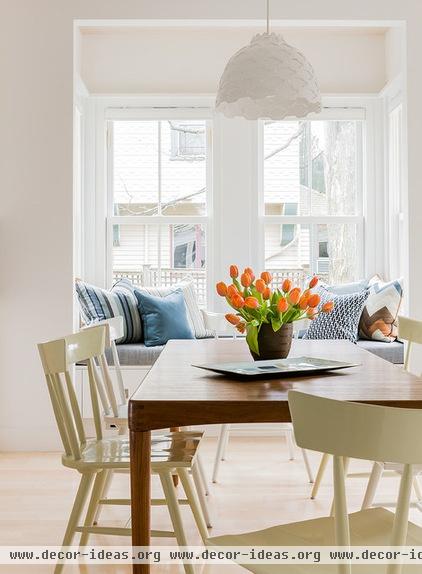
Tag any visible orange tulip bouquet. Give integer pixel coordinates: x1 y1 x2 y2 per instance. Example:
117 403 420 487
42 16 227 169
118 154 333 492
216 266 334 360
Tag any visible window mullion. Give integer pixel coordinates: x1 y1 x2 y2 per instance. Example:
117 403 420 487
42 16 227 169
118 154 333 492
307 122 312 216
157 120 162 215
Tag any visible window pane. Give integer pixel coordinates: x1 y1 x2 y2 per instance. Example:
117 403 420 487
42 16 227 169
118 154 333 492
112 224 160 278
113 121 159 215
317 223 359 284
112 224 207 305
264 120 361 217
264 224 311 289
264 223 359 286
161 120 207 215
112 119 208 216
264 121 310 216
310 121 360 216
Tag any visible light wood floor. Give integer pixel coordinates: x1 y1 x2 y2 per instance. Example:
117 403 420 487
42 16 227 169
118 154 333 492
1 436 422 573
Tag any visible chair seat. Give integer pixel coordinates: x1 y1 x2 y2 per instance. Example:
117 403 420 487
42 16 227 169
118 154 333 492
208 507 422 573
62 431 203 471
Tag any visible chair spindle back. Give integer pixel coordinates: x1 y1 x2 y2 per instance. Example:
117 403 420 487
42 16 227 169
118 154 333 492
38 326 106 461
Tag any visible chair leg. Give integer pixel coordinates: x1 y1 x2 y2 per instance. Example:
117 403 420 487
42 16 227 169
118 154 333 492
286 429 295 460
361 462 383 510
212 424 230 483
301 449 314 483
80 470 109 546
221 424 230 461
54 473 94 574
191 462 212 529
330 457 350 517
195 454 209 496
311 453 330 500
159 470 194 574
93 469 113 525
179 467 209 542
413 475 422 502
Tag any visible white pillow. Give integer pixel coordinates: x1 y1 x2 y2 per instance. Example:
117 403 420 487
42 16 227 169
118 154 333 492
134 280 212 339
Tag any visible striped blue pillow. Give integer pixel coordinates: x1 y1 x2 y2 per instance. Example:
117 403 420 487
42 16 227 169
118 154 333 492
75 279 142 344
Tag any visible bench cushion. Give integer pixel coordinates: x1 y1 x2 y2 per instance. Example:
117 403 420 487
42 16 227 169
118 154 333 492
107 338 404 368
356 339 404 364
105 344 164 367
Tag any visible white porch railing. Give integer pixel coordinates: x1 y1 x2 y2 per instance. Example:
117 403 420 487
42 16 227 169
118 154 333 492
113 266 207 305
113 266 328 307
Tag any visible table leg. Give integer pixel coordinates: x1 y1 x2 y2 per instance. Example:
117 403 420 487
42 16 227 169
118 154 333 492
130 430 151 574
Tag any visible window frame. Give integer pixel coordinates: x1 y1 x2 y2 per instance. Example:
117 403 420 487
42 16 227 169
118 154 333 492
85 95 382 312
258 103 371 283
103 104 213 305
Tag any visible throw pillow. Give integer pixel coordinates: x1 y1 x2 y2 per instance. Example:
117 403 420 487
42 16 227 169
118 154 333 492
75 279 142 344
121 278 212 339
303 289 369 343
358 278 404 342
135 289 194 347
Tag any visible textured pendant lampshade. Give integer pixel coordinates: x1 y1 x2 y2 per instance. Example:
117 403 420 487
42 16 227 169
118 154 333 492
216 32 321 120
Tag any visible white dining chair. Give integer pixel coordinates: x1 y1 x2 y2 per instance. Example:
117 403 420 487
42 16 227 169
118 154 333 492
83 317 212 527
311 315 422 506
82 317 212 529
207 390 422 574
38 325 207 574
361 315 422 511
202 311 314 484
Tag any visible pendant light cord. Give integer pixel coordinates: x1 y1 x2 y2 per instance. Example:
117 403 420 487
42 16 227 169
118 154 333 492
266 0 270 34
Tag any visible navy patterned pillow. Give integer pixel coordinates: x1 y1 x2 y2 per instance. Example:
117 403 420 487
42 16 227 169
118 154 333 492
303 288 369 343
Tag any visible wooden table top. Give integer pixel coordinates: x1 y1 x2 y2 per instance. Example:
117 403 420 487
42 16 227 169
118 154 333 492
129 339 422 431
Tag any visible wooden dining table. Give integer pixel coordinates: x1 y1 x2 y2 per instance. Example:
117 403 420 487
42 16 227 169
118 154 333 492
128 337 422 574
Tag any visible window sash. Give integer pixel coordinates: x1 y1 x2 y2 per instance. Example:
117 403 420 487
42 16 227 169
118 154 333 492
260 114 365 281
105 113 212 299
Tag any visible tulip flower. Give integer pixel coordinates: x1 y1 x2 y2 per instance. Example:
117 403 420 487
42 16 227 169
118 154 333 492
299 293 310 310
288 287 301 305
216 282 228 297
322 301 334 313
230 265 239 278
231 294 245 309
277 297 289 313
255 278 266 294
225 313 241 326
236 322 246 334
245 267 255 281
308 293 321 308
227 284 239 298
282 278 292 293
307 308 317 320
309 275 319 289
261 271 272 284
263 286 271 300
244 296 259 309
241 272 253 288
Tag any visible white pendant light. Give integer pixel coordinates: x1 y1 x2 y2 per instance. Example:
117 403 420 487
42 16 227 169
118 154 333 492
215 1 321 120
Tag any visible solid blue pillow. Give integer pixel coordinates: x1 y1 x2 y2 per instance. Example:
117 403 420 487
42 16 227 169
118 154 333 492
135 288 194 347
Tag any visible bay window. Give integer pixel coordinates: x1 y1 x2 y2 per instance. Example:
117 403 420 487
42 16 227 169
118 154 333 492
87 98 376 311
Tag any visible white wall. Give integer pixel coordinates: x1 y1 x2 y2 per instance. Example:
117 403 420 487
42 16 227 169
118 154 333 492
385 26 404 82
81 27 387 94
1 0 421 451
